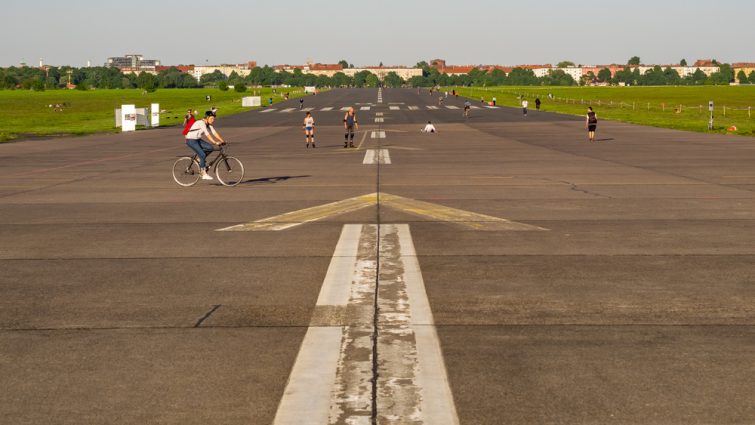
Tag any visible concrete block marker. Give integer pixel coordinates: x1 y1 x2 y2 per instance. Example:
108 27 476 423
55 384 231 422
360 106 371 111
363 149 392 165
390 106 400 110
371 131 386 139
272 224 460 425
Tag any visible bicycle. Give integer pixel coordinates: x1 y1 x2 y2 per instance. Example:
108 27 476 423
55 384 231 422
463 106 470 118
172 144 244 187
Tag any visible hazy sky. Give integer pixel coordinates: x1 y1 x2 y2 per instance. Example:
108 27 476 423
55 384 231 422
3 0 753 67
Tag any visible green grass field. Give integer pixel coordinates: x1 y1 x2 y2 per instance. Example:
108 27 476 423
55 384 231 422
0 87 308 142
446 86 755 136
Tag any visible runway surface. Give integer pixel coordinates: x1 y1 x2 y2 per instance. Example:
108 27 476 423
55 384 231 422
1 88 754 424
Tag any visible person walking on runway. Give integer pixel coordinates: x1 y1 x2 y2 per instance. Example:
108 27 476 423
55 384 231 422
303 111 316 148
522 99 529 117
585 106 598 142
344 107 358 148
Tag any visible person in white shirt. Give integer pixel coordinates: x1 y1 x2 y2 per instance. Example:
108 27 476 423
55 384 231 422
522 99 529 117
184 111 225 180
421 121 437 133
303 111 316 148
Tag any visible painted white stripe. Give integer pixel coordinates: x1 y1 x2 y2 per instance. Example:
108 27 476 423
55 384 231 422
302 107 315 112
408 106 419 110
316 224 363 306
280 108 296 113
362 149 391 165
389 106 400 110
375 112 383 117
260 108 277 113
340 107 351 111
376 224 459 424
375 117 384 123
471 105 480 109
371 131 386 139
427 106 439 110
445 105 460 110
320 107 334 111
484 105 499 109
360 106 371 111
273 225 367 425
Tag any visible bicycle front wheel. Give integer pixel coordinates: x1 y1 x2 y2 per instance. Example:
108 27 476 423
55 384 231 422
172 157 201 187
215 156 244 187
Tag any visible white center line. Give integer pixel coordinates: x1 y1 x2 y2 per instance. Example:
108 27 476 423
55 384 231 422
389 106 400 110
371 131 386 139
360 106 371 111
445 105 460 110
375 117 384 123
320 107 334 111
279 108 296 113
260 108 277 113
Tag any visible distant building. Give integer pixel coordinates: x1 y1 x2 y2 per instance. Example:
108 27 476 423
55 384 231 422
193 62 257 81
732 63 755 79
106 54 161 74
274 63 422 81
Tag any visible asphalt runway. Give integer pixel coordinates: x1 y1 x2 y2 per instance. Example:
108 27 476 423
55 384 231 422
1 88 754 424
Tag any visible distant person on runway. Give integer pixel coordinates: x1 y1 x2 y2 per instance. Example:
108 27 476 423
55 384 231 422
535 97 541 110
299 98 304 110
344 107 358 148
303 111 316 148
492 96 497 106
522 99 529 117
421 121 437 133
586 106 598 142
182 109 194 127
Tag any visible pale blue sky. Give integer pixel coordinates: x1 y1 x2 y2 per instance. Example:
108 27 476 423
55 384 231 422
3 0 753 67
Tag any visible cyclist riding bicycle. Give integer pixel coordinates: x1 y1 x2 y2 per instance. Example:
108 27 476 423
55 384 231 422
463 100 471 116
184 111 225 180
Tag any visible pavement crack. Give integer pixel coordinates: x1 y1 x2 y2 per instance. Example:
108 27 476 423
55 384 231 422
194 304 222 328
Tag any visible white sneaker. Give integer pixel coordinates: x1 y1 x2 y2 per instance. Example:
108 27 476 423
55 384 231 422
200 170 213 180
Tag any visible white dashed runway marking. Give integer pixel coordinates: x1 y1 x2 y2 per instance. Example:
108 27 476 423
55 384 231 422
260 108 276 113
360 106 371 111
279 108 296 113
320 107 334 111
445 105 460 110
371 131 386 139
362 149 391 165
389 106 400 110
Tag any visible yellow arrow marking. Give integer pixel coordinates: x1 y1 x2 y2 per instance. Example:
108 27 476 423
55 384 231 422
218 193 547 232
380 193 547 231
217 193 377 231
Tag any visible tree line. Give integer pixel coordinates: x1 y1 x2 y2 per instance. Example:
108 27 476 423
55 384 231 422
1 60 752 92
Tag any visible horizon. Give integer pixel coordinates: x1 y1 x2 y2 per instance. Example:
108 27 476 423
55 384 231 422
4 0 754 68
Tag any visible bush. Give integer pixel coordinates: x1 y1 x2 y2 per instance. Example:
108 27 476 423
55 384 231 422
234 83 247 93
218 81 229 91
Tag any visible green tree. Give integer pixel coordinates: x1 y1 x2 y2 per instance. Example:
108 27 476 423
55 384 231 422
628 56 641 65
353 70 372 87
218 81 229 91
332 72 351 87
383 71 404 88
736 70 748 84
136 72 157 92
597 68 613 82
338 60 349 69
708 64 733 85
557 61 575 68
200 70 227 85
507 68 538 85
680 59 688 66
749 71 755 84
365 73 379 87
234 82 247 92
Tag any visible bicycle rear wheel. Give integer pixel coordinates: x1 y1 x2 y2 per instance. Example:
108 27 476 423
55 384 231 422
215 156 244 187
172 157 201 187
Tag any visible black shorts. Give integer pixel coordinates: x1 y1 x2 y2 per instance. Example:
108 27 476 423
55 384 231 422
588 124 597 132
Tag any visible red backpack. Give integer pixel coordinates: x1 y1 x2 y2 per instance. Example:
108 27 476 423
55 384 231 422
182 115 196 136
